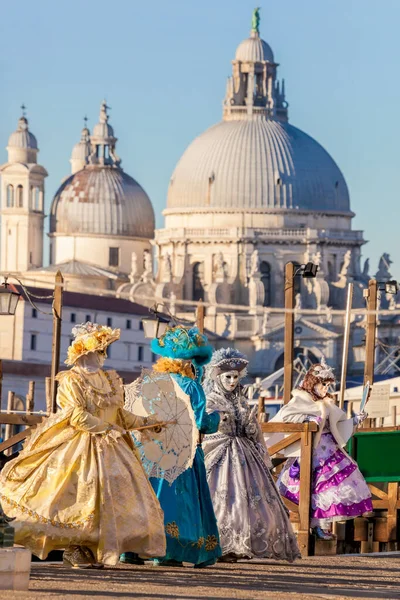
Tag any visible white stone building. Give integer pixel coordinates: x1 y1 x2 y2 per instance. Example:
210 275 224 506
0 287 154 411
148 18 400 378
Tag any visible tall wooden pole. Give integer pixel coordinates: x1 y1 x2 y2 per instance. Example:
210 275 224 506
0 359 3 413
50 271 64 414
339 283 354 409
283 262 295 405
196 299 205 333
364 279 377 386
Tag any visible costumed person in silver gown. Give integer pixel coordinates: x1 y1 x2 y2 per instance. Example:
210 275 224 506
203 348 300 563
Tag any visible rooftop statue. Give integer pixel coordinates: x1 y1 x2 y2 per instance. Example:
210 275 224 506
252 7 261 33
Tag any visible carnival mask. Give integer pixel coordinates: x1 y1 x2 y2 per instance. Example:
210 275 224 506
77 350 106 372
313 381 331 399
219 370 240 392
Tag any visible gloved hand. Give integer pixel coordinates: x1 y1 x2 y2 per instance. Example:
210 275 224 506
244 405 259 439
353 411 368 426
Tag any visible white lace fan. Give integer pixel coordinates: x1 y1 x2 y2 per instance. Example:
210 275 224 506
124 370 197 484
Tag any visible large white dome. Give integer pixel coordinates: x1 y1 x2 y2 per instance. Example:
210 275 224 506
167 118 350 214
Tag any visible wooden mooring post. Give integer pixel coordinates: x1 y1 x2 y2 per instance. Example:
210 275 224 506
283 262 295 405
195 299 205 334
50 271 64 414
0 359 3 413
339 283 353 409
4 391 15 456
26 381 35 414
364 279 378 387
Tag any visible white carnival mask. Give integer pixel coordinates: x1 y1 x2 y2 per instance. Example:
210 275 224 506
219 370 240 392
76 350 106 372
313 381 331 399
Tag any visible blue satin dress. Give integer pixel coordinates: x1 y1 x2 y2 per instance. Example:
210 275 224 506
150 373 221 566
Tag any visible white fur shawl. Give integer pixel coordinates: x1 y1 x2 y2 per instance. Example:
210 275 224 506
265 389 354 457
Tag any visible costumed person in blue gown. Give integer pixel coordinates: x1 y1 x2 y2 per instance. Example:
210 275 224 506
149 326 222 567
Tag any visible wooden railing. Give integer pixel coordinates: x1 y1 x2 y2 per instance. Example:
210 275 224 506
261 421 318 557
0 361 48 456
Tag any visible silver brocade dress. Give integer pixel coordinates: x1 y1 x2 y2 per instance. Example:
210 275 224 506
203 387 300 561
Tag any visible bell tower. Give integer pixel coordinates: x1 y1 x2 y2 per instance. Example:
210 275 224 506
0 106 48 272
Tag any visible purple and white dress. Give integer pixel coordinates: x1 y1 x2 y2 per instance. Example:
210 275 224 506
277 414 373 528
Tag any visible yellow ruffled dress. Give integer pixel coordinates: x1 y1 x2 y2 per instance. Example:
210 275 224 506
0 368 166 565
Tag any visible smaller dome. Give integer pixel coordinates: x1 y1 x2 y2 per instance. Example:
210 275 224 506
92 121 114 139
50 166 155 239
8 116 38 149
91 101 115 140
235 32 274 63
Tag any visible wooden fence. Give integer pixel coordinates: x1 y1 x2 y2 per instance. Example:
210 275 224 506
261 421 318 557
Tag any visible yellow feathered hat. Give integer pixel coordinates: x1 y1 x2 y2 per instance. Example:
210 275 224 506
65 322 120 366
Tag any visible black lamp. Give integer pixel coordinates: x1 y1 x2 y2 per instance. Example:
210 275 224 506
0 280 21 316
378 280 399 295
302 262 319 278
142 305 170 339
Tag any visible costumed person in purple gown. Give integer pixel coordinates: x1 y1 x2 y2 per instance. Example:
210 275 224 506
267 360 373 540
203 348 300 562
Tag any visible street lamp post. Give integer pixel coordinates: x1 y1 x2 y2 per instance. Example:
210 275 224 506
0 271 64 414
283 262 319 405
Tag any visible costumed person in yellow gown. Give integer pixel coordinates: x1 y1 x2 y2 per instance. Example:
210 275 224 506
0 322 166 568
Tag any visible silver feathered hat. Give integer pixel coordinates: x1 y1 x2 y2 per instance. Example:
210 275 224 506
205 347 249 380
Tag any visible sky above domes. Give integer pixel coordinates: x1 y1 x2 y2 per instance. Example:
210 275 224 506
1 0 399 277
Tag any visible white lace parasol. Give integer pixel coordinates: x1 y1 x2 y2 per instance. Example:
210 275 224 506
124 370 197 484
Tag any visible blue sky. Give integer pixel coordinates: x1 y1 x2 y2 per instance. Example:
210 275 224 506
1 0 399 278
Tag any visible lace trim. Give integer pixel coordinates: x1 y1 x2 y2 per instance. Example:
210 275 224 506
0 494 95 530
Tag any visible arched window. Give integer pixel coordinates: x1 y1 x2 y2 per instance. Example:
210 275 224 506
17 185 23 208
30 186 35 209
6 185 14 207
260 261 271 307
192 262 205 302
34 188 40 210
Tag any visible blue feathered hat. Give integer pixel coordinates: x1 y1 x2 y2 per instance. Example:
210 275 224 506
151 326 213 367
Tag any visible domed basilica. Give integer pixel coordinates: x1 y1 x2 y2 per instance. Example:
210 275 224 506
152 15 397 376
1 101 155 292
0 13 398 378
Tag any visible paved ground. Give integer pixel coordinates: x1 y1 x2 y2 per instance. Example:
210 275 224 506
3 554 400 600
